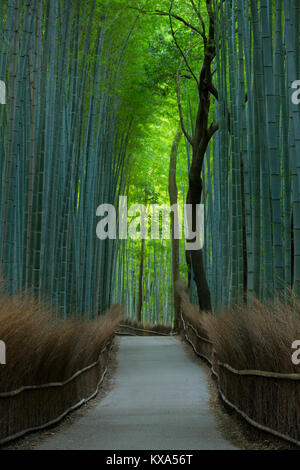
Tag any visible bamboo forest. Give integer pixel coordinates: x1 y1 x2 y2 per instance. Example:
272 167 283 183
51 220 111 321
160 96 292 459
0 0 300 454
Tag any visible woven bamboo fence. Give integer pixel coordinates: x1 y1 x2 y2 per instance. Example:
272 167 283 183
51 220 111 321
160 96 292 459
0 338 114 446
177 285 300 447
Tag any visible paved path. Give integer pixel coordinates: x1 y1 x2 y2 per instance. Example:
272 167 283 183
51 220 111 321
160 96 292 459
36 337 237 450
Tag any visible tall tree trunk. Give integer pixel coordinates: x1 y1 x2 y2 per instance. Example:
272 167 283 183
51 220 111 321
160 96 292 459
174 0 217 311
187 176 212 311
168 129 182 331
137 237 145 323
241 159 248 303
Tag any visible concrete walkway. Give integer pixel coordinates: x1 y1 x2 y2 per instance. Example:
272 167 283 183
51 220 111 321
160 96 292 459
36 337 237 450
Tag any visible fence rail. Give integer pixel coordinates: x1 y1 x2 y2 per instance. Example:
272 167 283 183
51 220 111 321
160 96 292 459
0 338 114 446
181 311 300 448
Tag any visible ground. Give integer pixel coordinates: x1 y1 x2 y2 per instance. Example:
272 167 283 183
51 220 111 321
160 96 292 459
3 336 295 450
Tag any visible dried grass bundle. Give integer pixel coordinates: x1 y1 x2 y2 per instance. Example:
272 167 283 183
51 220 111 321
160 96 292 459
0 293 122 393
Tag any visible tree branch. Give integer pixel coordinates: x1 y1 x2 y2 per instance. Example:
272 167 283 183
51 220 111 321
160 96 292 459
155 9 203 37
126 5 204 37
188 0 206 39
169 1 199 86
207 121 219 139
176 64 194 146
208 82 218 99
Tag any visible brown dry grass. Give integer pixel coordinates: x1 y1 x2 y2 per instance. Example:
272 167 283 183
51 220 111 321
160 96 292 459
175 279 211 341
205 298 300 373
0 288 122 393
205 299 300 444
176 278 300 374
176 280 300 444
